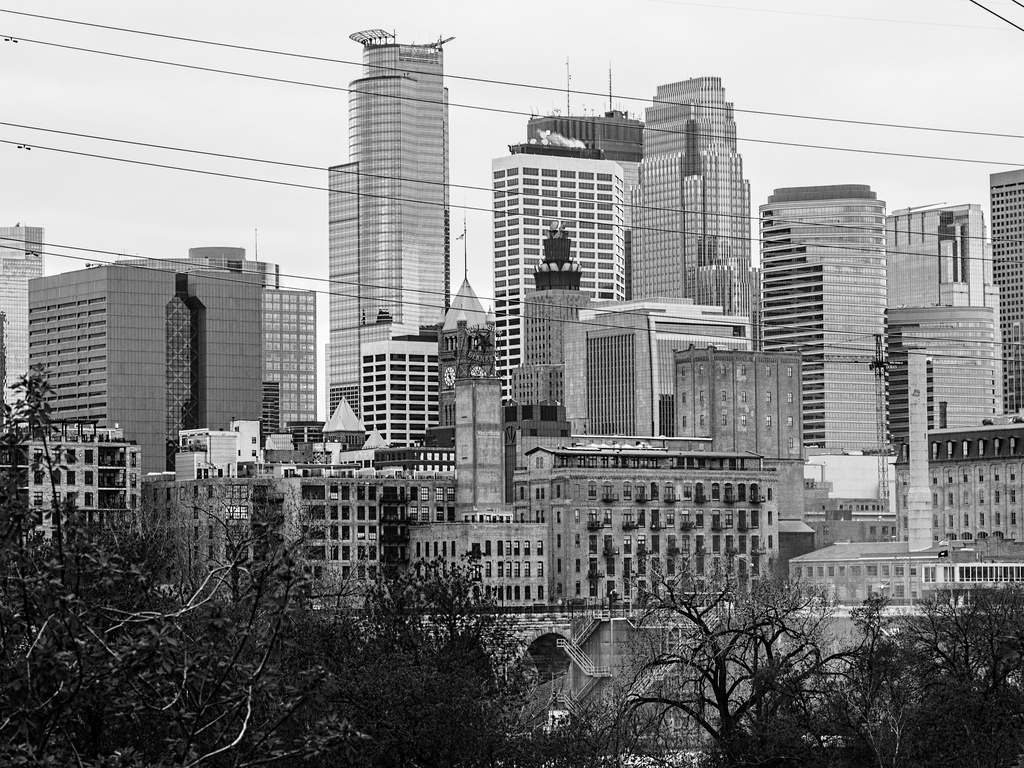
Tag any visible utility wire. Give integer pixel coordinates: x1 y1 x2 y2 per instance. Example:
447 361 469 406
1 8 1020 143
4 236 1010 363
4 119 1020 252
966 0 1024 33
4 136 1012 270
2 32 1023 171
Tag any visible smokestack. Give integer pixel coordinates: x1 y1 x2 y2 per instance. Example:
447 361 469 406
906 351 933 551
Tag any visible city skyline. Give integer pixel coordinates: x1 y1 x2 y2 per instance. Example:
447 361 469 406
5 1 1024 417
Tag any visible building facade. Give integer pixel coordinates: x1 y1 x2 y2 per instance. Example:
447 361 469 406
119 247 317 434
887 306 1000 446
328 30 451 417
29 265 262 474
4 421 142 535
563 299 751 437
360 326 439 447
514 443 782 602
509 222 590 406
492 144 626 395
991 170 1024 413
0 224 44 401
760 185 887 452
632 77 753 318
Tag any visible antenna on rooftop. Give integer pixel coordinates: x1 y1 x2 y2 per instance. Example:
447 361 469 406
566 57 571 115
254 228 258 261
609 64 613 112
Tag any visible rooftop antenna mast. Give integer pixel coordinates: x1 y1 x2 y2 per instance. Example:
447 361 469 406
254 228 258 261
463 211 468 280
566 57 571 115
609 64 613 112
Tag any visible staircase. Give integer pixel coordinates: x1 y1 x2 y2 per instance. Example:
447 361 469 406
557 637 611 677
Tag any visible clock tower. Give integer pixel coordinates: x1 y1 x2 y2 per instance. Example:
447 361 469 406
437 278 497 440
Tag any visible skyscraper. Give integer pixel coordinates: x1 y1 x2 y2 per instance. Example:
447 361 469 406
492 143 626 395
885 204 1001 444
29 265 262 474
0 224 44 400
632 77 753 317
991 169 1024 413
118 247 317 434
526 111 643 295
760 185 887 452
328 30 451 418
509 222 590 406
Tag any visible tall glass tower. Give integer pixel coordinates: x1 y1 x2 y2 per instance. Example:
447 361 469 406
327 30 451 418
760 185 887 452
0 224 44 402
632 77 753 317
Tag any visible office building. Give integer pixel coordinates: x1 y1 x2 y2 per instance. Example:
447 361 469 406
328 30 451 417
632 78 753 317
886 204 995 309
563 298 751 437
887 306 1000 445
360 322 439 447
526 111 643 295
991 170 1024 412
760 185 887 452
119 247 316 434
509 222 590 406
29 265 262 474
0 224 44 400
493 144 626 394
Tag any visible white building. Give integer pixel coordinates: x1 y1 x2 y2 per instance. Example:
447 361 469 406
492 145 626 396
0 224 44 401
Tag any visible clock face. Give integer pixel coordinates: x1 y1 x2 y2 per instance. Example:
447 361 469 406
443 366 456 388
470 365 485 377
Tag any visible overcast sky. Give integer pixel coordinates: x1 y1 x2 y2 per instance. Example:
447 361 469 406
3 0 1023 417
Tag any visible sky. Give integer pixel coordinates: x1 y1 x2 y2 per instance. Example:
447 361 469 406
3 0 1024 417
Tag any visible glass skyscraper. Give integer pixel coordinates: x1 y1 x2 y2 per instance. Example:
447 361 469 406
0 224 44 401
991 169 1024 413
328 30 451 418
632 77 753 317
760 185 887 452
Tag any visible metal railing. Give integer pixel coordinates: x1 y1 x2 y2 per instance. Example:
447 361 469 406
557 637 611 677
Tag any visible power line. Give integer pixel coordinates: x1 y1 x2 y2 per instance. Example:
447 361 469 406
2 7 1020 143
3 30 1024 171
4 134 1014 270
966 0 1024 33
3 235 1011 363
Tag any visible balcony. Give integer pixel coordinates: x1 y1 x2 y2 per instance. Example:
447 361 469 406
736 522 749 531
680 520 695 530
622 520 638 531
603 546 619 558
587 569 605 581
694 493 707 505
749 492 762 505
663 495 677 504
723 493 735 504
650 522 663 531
711 521 723 531
635 493 648 503
587 519 604 530
601 493 618 503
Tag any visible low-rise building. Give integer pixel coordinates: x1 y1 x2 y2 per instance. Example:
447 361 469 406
514 440 783 604
4 420 142 535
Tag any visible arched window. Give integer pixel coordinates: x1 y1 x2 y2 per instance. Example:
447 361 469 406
962 532 974 540
711 483 721 501
737 483 747 501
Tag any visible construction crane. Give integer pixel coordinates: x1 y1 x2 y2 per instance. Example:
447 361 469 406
822 335 904 505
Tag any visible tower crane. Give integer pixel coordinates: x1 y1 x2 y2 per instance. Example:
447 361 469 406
821 334 905 505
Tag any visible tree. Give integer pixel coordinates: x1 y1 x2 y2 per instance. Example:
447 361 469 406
0 369 360 766
625 558 850 767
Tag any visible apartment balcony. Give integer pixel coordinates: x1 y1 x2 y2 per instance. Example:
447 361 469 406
586 569 605 581
723 493 736 504
680 520 695 530
736 522 749 532
587 519 604 530
749 492 763 505
603 546 619 558
694 493 707 505
601 493 618 503
663 495 677 504
650 522 663 531
622 520 638 531
711 521 723 531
